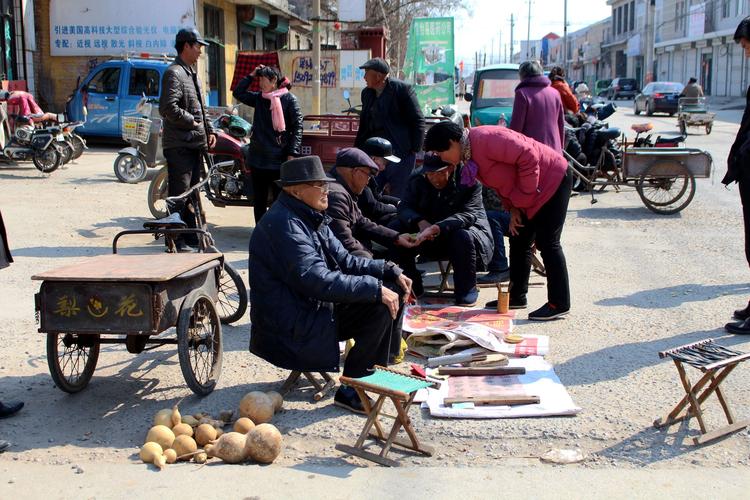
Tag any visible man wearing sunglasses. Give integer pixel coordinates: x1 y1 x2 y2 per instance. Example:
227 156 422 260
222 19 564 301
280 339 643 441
248 156 413 414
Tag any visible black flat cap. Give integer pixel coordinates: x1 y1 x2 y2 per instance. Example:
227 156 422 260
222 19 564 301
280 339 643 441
362 137 401 163
176 27 209 46
359 57 390 74
275 156 334 187
421 153 452 173
335 147 379 173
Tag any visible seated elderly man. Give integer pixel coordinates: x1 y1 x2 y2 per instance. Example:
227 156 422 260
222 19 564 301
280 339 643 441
326 147 416 361
358 137 402 225
248 156 412 414
393 154 493 307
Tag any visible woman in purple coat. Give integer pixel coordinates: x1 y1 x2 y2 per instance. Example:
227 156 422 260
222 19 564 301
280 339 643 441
509 61 565 152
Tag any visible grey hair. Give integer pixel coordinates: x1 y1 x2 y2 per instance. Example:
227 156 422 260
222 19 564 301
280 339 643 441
519 60 544 79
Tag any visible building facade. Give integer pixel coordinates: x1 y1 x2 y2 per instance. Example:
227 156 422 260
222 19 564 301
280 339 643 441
654 0 750 96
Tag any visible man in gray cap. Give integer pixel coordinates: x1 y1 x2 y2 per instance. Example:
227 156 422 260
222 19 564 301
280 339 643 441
354 57 425 199
248 156 413 413
159 27 216 252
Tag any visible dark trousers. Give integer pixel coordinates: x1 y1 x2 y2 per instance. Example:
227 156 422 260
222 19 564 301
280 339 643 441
394 226 477 298
376 152 416 199
251 168 281 224
509 169 573 309
740 177 750 266
487 209 511 272
336 291 401 378
164 147 202 246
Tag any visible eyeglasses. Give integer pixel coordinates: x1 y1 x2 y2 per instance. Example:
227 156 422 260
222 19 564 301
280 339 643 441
304 182 330 193
354 168 375 178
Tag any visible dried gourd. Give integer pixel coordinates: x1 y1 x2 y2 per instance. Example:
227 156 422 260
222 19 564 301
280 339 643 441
205 432 248 464
245 424 282 464
194 451 208 464
172 423 193 438
195 423 218 447
234 417 255 434
219 410 234 423
145 425 175 450
172 434 197 461
181 415 200 427
153 409 173 428
170 405 182 428
164 448 178 464
140 442 166 469
266 391 284 412
239 392 274 424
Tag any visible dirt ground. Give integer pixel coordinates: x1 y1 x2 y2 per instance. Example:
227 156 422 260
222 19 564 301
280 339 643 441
1 103 750 495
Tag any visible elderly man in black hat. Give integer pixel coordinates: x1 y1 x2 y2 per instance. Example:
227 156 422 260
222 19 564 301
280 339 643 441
159 27 216 252
354 57 425 199
248 156 413 413
358 137 401 225
392 154 494 307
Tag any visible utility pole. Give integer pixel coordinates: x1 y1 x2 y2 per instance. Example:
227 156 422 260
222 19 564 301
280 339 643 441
563 0 568 75
509 14 515 64
526 0 532 60
498 31 502 64
312 0 321 114
490 38 494 65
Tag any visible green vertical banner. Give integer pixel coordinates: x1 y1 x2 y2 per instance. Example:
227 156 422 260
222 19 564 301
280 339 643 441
403 17 455 110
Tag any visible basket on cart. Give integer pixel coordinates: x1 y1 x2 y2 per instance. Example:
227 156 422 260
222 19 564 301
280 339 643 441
122 116 152 144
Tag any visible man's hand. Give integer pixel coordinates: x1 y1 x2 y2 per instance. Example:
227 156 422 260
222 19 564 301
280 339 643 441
509 208 524 236
417 220 432 232
415 224 440 245
394 233 418 248
381 286 399 319
208 134 217 149
396 274 412 300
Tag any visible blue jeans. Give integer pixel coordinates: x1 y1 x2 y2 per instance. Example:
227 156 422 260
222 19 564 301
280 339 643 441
487 210 510 272
376 152 416 200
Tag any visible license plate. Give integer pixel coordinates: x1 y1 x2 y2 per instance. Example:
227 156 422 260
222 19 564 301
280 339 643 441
55 134 65 142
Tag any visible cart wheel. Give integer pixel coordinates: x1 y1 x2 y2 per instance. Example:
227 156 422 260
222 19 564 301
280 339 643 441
217 263 248 324
177 290 222 396
636 162 696 215
679 120 687 136
114 153 147 183
705 123 713 135
147 166 169 218
46 333 100 393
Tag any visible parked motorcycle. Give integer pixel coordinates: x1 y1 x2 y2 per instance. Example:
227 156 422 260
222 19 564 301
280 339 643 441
147 129 252 219
1 113 64 173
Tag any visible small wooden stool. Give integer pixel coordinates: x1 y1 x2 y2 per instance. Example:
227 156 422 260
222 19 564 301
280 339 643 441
279 371 336 401
335 366 438 467
654 339 750 445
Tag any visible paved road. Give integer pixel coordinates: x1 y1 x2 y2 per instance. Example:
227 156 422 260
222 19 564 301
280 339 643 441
1 100 750 497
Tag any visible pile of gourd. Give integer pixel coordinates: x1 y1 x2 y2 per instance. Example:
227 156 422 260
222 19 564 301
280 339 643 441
140 391 284 469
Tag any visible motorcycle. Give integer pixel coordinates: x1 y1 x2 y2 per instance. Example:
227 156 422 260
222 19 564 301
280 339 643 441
147 129 252 219
116 98 251 184
1 113 64 173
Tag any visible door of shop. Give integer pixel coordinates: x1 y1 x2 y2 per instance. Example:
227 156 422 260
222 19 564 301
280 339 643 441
204 5 226 106
701 53 713 95
0 0 18 80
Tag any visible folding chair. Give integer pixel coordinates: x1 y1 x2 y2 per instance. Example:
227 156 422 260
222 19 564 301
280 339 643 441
335 366 438 467
279 371 336 401
654 339 750 445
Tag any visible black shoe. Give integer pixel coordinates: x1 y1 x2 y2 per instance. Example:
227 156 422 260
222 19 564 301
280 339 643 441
0 401 23 419
733 302 750 321
528 303 569 321
334 386 372 415
725 318 750 335
477 270 510 285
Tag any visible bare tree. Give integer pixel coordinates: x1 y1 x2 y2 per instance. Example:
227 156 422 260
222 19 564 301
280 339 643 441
364 0 471 75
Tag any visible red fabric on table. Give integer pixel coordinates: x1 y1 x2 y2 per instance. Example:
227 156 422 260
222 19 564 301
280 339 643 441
230 52 280 92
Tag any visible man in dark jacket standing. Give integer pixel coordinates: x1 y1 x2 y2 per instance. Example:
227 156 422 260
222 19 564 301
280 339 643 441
724 17 750 335
354 58 425 199
159 28 216 252
393 154 494 307
248 156 413 413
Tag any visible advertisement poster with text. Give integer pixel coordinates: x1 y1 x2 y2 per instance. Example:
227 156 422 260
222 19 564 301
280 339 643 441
403 17 455 109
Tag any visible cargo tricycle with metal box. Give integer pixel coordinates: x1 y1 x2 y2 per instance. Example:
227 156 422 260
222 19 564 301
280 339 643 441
33 239 224 396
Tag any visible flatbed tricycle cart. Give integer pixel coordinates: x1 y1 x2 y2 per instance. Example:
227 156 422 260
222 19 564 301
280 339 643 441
33 240 224 396
678 97 715 135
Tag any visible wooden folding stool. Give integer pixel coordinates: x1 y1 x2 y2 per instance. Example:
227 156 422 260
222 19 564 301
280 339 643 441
279 371 336 401
335 366 438 467
421 260 453 298
654 339 750 445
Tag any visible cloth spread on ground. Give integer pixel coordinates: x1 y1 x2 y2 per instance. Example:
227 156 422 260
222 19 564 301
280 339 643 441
230 52 280 91
422 356 580 418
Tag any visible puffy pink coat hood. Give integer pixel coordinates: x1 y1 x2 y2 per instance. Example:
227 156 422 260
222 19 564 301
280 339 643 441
469 126 568 219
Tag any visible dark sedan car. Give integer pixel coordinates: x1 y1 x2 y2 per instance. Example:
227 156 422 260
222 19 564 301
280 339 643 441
605 77 639 100
634 82 684 116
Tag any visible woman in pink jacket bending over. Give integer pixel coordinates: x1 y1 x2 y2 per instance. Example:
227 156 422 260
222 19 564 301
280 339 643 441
424 121 572 321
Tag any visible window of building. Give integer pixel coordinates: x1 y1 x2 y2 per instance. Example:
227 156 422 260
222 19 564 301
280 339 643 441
0 0 18 80
617 6 622 34
629 1 635 31
204 5 226 106
623 3 629 32
722 0 731 18
128 68 160 96
88 68 121 94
